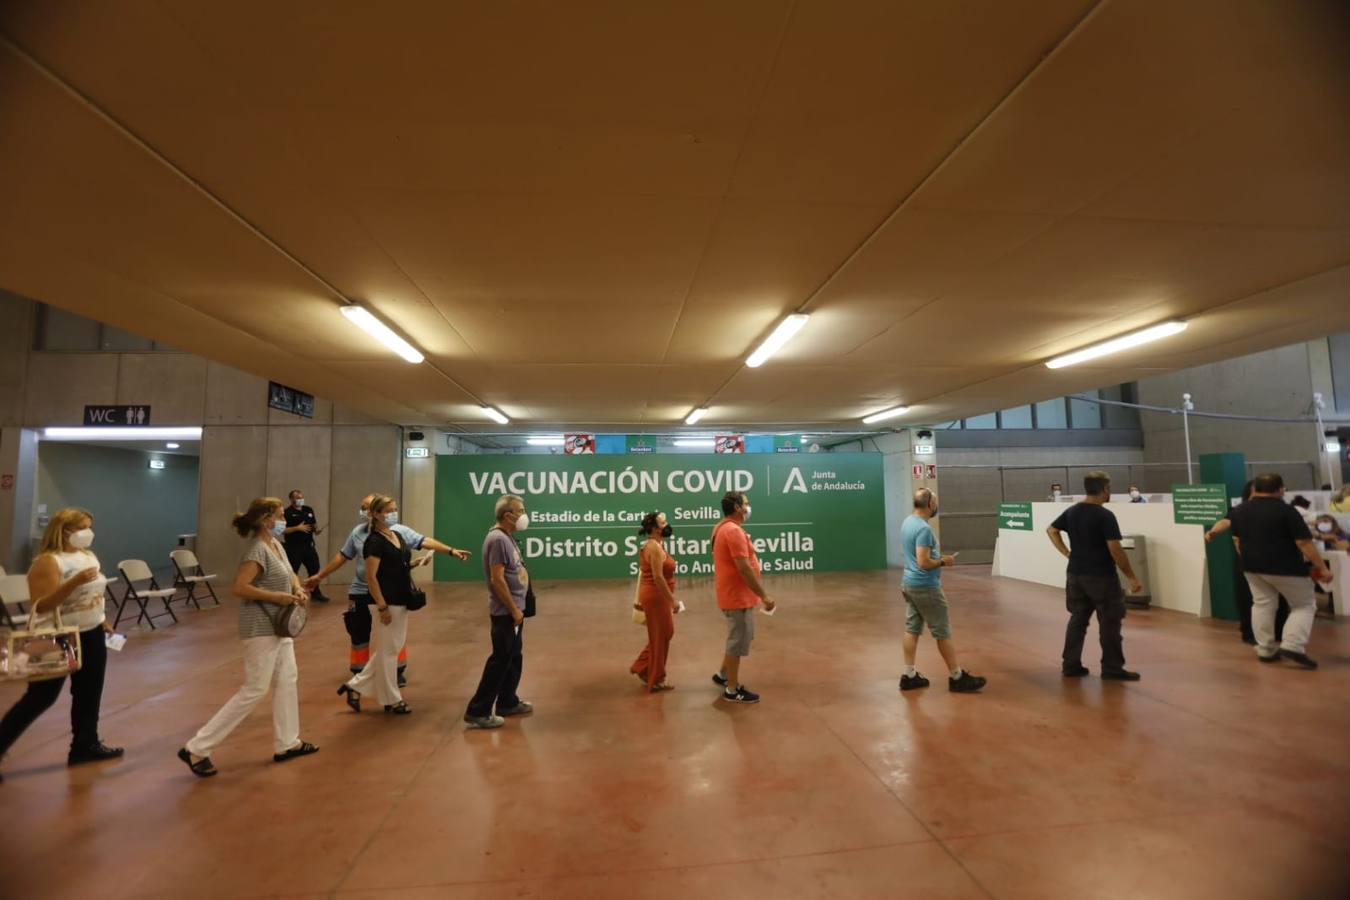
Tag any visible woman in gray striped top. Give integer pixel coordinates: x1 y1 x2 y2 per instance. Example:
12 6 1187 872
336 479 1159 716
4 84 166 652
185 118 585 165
177 497 319 777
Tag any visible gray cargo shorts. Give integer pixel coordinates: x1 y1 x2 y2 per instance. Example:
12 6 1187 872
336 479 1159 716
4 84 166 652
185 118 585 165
723 608 755 656
902 585 952 641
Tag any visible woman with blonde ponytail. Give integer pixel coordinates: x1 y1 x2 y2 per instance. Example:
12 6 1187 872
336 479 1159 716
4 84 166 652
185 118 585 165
0 508 122 782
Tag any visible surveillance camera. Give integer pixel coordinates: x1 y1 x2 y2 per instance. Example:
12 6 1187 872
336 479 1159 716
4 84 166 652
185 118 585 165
916 429 933 440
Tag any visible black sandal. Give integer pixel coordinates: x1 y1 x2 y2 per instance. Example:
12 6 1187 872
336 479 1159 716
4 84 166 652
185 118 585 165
337 684 361 713
273 741 319 763
384 701 412 715
177 747 217 778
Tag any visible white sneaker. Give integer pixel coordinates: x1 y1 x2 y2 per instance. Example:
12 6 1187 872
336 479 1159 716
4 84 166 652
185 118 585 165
463 714 505 729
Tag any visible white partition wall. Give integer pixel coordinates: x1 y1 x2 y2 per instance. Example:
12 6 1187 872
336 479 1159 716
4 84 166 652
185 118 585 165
992 502 1211 616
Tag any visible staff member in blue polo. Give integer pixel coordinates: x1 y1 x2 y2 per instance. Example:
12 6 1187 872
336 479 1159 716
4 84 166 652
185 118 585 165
898 489 987 694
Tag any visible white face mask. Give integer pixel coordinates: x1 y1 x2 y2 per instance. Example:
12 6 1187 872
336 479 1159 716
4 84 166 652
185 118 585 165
513 512 530 532
1130 490 1141 499
1317 522 1334 533
68 528 95 550
359 508 368 520
742 505 752 521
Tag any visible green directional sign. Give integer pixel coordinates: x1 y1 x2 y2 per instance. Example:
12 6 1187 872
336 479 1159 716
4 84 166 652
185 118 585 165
434 453 886 582
1172 483 1230 526
625 435 657 454
997 502 1034 531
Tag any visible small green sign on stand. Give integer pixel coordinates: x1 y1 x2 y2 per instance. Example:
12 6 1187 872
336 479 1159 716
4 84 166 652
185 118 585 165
998 502 1034 531
1172 483 1230 526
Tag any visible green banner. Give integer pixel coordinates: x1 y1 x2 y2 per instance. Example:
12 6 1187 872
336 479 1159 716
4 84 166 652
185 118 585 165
1172 483 1230 526
433 453 886 581
997 502 1034 531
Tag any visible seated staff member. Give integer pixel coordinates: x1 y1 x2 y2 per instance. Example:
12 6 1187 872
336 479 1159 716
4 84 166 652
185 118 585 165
178 498 317 778
1312 514 1349 551
630 511 680 693
339 496 423 715
306 494 469 685
0 509 122 783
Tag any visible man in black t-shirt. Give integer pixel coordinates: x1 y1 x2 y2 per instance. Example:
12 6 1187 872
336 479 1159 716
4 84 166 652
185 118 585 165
283 489 328 603
1046 471 1144 680
1227 473 1331 669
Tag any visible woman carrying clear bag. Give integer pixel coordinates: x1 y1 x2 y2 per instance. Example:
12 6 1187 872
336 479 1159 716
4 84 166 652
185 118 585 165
630 511 680 692
0 508 122 782
177 497 317 778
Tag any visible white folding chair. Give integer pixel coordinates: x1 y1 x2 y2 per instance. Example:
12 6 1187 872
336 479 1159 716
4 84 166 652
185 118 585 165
116 560 178 630
169 549 220 610
0 573 30 629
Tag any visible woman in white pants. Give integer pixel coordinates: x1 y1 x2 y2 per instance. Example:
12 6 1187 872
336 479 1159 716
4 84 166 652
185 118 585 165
177 497 318 777
338 495 418 715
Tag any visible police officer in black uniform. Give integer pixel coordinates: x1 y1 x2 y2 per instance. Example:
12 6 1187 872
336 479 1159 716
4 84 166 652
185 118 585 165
283 489 328 603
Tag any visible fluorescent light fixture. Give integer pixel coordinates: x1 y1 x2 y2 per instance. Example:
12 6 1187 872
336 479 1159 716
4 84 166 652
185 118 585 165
685 407 709 425
745 314 810 368
1045 320 1188 370
42 427 203 441
861 405 910 425
1326 440 1342 454
674 439 715 448
479 406 509 425
165 442 180 449
148 459 166 470
339 305 425 364
526 437 565 446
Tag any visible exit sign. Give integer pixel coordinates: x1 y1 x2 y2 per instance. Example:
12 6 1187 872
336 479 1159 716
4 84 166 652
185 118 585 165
405 447 430 459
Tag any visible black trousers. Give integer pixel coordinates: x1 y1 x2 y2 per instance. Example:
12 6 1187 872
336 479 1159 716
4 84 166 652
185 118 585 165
465 616 523 718
0 626 108 757
1062 574 1127 673
285 541 326 599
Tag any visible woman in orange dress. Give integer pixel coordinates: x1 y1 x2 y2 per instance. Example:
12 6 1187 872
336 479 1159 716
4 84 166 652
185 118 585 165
630 511 679 692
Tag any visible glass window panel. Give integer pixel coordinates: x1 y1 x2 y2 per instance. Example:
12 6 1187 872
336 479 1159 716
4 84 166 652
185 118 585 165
1069 391 1102 429
38 306 100 350
964 412 998 430
999 405 1033 429
1034 398 1067 429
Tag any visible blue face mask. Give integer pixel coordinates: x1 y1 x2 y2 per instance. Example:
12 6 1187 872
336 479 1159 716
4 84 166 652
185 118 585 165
271 520 285 537
385 512 399 526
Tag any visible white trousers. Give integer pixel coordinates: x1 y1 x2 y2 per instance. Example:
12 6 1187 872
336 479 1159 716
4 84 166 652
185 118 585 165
187 636 300 757
347 605 408 707
1245 572 1316 656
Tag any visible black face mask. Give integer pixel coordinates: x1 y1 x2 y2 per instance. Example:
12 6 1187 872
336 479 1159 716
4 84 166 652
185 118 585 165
660 523 674 539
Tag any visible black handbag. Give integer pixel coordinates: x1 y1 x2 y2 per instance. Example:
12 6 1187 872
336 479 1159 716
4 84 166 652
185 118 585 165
405 561 427 611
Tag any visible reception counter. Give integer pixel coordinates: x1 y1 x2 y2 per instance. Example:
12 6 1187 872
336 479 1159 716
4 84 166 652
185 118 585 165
991 502 1211 617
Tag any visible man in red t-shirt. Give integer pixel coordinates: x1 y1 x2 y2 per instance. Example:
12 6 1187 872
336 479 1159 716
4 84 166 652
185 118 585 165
711 491 776 703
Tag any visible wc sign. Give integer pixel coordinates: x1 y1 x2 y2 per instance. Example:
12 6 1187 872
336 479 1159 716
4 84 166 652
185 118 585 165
84 405 152 426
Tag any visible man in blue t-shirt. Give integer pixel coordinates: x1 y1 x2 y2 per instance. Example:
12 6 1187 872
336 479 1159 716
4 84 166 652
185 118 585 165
898 489 986 694
1046 471 1144 680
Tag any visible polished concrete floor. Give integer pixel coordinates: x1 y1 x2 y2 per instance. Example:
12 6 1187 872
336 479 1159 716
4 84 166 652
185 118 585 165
2 567 1348 899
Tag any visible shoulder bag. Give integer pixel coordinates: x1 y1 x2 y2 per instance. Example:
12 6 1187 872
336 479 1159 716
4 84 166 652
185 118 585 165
1 606 82 682
260 540 308 638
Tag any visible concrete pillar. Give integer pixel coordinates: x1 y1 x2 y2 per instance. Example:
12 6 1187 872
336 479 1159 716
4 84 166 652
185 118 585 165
0 427 39 571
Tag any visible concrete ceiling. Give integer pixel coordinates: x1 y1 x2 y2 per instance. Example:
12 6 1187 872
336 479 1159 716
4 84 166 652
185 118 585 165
1 0 1348 431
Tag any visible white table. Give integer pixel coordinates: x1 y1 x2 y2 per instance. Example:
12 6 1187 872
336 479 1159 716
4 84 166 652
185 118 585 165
1324 550 1350 617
